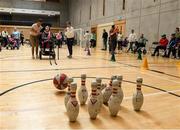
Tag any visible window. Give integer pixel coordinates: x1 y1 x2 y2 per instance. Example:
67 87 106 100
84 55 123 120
123 0 125 10
103 0 105 16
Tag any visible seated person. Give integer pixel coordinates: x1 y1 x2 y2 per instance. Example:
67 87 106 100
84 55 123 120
152 34 169 56
41 26 53 51
175 27 180 59
138 34 148 47
135 34 148 53
164 33 176 58
12 27 20 47
122 37 129 47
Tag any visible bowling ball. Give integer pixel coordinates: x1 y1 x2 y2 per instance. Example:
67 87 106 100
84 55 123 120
53 73 68 90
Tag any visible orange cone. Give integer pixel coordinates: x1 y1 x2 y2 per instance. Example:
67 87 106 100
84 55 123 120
141 57 149 70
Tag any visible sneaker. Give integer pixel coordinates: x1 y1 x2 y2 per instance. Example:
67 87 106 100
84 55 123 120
151 54 155 56
32 56 35 59
67 55 72 59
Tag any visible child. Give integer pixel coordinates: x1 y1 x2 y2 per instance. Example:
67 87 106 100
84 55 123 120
56 31 62 48
41 26 53 52
84 31 91 51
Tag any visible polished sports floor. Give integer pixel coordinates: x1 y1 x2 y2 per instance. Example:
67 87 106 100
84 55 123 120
0 45 180 129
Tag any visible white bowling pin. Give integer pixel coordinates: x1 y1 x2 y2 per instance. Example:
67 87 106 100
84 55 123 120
132 77 144 111
96 78 103 107
67 82 79 122
102 76 116 104
116 75 124 104
87 81 101 119
78 74 88 105
64 78 74 109
101 83 107 91
108 80 121 116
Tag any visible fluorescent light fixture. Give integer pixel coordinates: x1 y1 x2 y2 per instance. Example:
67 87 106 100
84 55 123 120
0 7 60 16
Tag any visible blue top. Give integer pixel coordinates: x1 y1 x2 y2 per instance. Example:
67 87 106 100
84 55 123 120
12 31 20 39
167 38 176 48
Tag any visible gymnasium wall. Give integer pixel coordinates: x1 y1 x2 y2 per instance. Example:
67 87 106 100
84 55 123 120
68 0 180 49
0 0 69 27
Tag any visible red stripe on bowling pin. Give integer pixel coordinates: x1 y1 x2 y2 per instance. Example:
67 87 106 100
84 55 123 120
137 85 141 90
81 80 85 86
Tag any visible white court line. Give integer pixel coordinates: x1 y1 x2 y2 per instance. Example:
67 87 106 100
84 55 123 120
121 62 180 84
124 89 180 100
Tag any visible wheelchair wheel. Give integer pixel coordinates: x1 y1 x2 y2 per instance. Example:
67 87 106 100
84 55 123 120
143 49 147 55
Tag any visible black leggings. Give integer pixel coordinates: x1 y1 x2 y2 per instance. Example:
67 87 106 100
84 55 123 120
67 38 74 56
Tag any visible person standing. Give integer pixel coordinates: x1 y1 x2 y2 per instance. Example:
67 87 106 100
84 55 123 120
127 29 137 53
90 32 96 48
30 19 43 59
20 31 24 46
2 28 9 47
65 21 74 59
109 25 118 54
102 29 108 50
84 31 91 51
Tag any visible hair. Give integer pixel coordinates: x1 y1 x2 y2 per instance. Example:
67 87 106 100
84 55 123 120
37 18 43 23
112 25 115 28
171 33 175 36
162 34 166 37
66 21 71 25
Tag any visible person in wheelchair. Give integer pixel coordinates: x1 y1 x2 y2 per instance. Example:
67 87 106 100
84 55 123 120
134 34 148 54
41 26 53 53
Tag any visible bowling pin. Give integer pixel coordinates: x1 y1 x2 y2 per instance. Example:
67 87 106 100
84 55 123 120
67 82 79 122
102 76 116 104
132 77 144 111
96 78 103 111
64 78 74 109
108 80 121 116
78 74 88 105
87 81 101 119
116 75 124 104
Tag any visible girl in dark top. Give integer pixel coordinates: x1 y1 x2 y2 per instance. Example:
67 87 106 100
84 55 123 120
41 26 53 51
